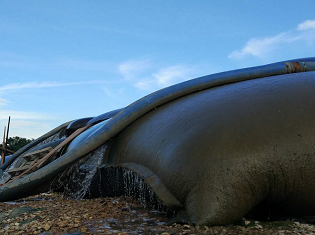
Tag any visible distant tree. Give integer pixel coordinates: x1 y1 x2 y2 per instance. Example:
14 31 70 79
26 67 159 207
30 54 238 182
0 136 34 153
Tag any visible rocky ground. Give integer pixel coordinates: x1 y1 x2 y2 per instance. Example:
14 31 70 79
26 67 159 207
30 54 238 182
0 192 315 235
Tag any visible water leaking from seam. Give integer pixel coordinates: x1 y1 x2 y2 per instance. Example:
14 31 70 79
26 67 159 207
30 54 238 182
53 144 107 199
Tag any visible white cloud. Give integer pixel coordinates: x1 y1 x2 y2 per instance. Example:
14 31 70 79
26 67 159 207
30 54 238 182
0 119 52 139
102 86 126 98
229 33 285 59
0 82 65 92
55 58 112 71
118 59 151 80
102 87 116 98
0 110 50 120
229 19 315 59
132 65 198 91
118 59 212 91
0 111 53 139
0 53 114 71
297 20 315 30
154 65 194 86
0 81 117 93
134 79 155 90
0 97 9 106
9 120 49 129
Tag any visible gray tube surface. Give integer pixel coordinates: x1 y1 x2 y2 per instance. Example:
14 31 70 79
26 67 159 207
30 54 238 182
0 58 314 201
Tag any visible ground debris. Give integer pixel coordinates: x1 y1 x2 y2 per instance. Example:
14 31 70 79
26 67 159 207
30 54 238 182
0 192 315 234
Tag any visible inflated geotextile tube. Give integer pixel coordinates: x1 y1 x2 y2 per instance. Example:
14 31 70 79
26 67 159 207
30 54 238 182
0 57 314 201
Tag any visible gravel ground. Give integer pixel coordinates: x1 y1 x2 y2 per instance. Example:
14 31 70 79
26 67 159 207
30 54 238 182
0 192 315 235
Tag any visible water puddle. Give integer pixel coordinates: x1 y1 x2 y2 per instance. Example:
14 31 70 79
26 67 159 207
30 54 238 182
83 198 170 234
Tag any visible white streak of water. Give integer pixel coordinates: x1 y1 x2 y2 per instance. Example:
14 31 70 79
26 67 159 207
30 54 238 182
60 144 106 199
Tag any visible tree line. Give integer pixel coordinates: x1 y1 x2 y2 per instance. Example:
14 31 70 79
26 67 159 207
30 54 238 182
0 136 34 156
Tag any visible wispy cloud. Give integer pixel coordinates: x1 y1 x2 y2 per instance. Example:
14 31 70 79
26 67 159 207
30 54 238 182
229 19 315 59
117 58 216 92
102 87 126 99
55 58 113 71
9 120 50 129
118 59 151 80
133 65 195 90
118 62 200 91
297 20 315 30
0 97 9 106
0 81 118 93
153 65 195 86
134 80 156 90
0 53 115 72
0 119 52 139
0 110 50 120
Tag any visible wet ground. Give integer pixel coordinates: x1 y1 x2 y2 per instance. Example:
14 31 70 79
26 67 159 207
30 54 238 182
0 192 315 235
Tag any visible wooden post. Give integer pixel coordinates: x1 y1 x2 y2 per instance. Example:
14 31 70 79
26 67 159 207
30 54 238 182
5 116 10 150
0 117 11 165
1 126 6 166
0 147 14 154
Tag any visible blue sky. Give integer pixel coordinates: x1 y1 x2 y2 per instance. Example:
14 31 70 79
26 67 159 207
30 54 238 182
1 0 315 139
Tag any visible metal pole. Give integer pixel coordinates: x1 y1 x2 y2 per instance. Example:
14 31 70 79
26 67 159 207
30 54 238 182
1 126 6 166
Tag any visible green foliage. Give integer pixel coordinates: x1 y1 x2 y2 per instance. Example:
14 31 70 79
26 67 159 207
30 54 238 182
0 136 34 153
